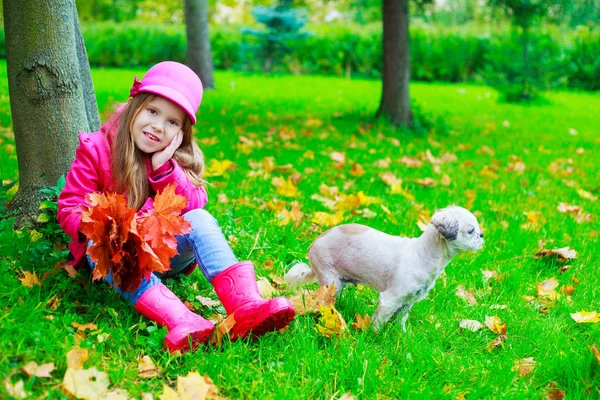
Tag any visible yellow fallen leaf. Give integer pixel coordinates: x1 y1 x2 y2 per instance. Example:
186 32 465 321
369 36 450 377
351 314 371 331
71 322 98 332
170 371 223 400
536 278 561 300
62 367 111 399
311 211 345 227
204 159 235 177
570 311 600 323
485 316 507 335
315 304 347 338
138 355 160 379
591 344 600 365
21 361 54 378
209 314 236 347
257 277 276 300
66 348 89 370
291 284 336 315
18 271 41 287
349 163 365 177
271 176 299 197
576 188 597 202
513 357 537 377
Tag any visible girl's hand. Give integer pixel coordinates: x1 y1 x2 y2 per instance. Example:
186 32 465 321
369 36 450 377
151 130 183 170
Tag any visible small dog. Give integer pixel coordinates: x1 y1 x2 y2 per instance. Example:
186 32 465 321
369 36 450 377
285 206 484 331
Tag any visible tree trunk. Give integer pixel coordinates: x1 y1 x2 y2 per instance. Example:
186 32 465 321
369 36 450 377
4 0 92 222
73 5 100 132
376 0 411 127
184 0 215 89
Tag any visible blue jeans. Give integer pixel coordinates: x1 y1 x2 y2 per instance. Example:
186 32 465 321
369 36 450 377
87 209 238 305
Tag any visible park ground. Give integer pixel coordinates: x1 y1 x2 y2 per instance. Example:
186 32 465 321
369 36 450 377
0 60 599 398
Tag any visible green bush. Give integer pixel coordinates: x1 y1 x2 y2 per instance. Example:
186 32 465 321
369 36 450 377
481 26 568 101
1 22 598 90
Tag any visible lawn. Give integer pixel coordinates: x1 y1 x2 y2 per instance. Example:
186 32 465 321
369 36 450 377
1 59 599 399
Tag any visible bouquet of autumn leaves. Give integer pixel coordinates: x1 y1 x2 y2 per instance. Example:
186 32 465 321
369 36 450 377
79 184 191 292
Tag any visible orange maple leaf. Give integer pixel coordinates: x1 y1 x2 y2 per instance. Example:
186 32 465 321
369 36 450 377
80 184 191 293
137 184 191 267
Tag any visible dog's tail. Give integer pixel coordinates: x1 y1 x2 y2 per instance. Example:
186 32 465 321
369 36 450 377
285 262 316 289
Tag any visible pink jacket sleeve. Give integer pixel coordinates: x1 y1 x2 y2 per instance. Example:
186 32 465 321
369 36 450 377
139 159 208 213
57 133 104 242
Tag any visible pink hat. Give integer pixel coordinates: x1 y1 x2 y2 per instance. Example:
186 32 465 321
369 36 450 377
129 61 203 124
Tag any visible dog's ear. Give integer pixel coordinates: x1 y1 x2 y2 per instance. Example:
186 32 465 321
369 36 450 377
431 212 459 241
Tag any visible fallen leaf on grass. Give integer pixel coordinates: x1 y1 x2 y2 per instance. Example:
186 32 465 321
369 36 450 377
66 348 89 370
72 322 98 332
21 361 55 378
209 314 236 347
481 270 500 283
485 316 507 335
138 355 160 378
351 314 371 331
311 211 344 227
456 285 478 305
204 159 235 177
196 295 221 308
536 278 561 301
521 211 544 230
459 319 484 332
271 176 299 197
349 163 365 177
315 304 347 338
591 344 600 364
545 382 566 400
63 367 129 400
257 277 276 299
535 247 577 262
160 371 223 400
486 335 507 352
290 284 336 315
18 271 41 287
4 373 28 399
513 357 537 377
570 311 600 323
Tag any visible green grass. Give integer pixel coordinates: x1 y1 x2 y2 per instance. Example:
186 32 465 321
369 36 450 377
1 58 599 399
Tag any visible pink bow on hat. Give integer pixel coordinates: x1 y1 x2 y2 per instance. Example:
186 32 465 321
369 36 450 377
129 77 142 98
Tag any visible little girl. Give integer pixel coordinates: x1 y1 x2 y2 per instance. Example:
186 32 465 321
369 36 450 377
57 61 295 352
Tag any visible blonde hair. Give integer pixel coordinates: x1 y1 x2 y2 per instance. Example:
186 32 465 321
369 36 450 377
111 93 206 209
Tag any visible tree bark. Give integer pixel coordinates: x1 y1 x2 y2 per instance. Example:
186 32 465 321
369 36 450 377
184 0 215 89
376 0 412 127
73 5 100 132
4 0 92 221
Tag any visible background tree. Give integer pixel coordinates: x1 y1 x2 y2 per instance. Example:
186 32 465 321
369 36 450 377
375 0 411 127
242 0 309 73
485 0 557 101
375 0 432 128
3 0 99 222
185 0 215 89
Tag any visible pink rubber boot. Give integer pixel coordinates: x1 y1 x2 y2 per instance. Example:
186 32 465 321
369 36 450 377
135 284 214 352
212 261 296 340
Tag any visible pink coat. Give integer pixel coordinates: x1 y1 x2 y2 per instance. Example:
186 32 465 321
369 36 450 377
57 107 208 268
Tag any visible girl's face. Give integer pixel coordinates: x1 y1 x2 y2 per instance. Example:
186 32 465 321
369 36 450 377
131 97 186 154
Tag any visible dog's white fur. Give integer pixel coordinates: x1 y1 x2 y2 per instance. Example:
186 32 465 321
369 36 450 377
285 206 484 331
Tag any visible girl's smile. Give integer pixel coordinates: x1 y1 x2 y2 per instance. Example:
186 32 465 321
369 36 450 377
132 97 185 154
